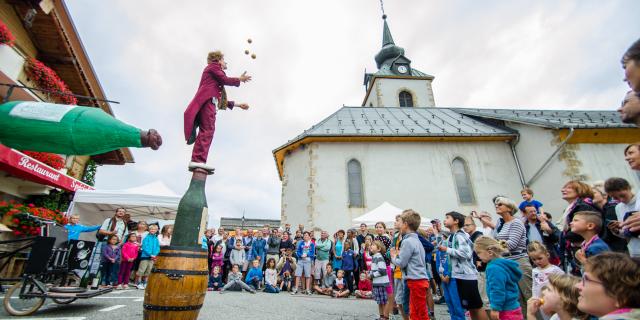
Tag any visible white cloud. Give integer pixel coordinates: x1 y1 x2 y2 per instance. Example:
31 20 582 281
66 0 639 220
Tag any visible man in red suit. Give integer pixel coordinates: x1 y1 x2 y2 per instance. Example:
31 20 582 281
184 51 251 171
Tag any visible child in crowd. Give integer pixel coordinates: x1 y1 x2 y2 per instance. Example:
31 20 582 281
332 269 350 298
264 258 280 293
64 214 100 241
437 236 465 320
526 274 586 320
391 210 430 320
575 252 640 319
230 240 246 270
117 233 138 289
135 224 160 290
441 211 486 320
519 187 545 216
101 234 120 288
157 225 172 247
369 240 390 320
341 240 358 294
569 211 610 266
354 272 372 299
313 264 336 296
208 265 224 291
392 214 408 320
293 231 315 295
277 248 296 292
528 241 564 299
211 244 224 273
245 259 263 290
473 236 523 320
220 264 256 294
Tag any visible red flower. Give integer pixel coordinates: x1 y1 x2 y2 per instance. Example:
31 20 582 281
24 58 78 105
12 218 19 224
0 20 15 46
21 151 65 170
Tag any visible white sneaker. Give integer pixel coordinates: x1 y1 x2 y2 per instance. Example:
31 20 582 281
188 162 215 172
115 284 123 290
290 288 297 295
137 283 145 290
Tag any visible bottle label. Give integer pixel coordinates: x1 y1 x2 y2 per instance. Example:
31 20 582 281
198 207 208 245
10 102 77 122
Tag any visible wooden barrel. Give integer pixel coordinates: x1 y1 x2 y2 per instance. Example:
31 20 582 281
143 246 208 320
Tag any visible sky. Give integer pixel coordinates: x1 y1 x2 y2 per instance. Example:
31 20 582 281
64 0 639 223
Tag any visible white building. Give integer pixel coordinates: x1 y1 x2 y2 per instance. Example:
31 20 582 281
273 16 638 234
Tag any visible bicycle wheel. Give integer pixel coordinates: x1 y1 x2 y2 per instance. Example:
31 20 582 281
3 281 46 316
52 297 77 304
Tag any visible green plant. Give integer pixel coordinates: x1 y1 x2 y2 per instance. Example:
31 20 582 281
82 159 97 187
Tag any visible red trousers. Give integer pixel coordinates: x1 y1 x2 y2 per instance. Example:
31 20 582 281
406 279 430 320
191 100 217 163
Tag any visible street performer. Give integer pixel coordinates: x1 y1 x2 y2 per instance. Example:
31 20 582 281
184 51 251 172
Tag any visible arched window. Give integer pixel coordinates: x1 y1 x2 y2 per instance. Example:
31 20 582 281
347 159 364 207
452 157 475 204
399 91 413 107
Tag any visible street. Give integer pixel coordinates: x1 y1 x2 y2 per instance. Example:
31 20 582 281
0 288 452 320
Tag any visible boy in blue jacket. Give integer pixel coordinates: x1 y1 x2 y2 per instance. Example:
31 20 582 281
65 214 100 241
293 231 315 295
436 239 465 320
245 259 263 290
136 224 160 289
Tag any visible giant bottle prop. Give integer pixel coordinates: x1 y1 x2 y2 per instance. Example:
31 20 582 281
0 101 161 154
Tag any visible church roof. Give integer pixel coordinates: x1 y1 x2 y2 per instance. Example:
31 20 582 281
283 107 517 143
455 108 633 129
370 65 433 78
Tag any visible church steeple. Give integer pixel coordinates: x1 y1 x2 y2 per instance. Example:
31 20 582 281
374 15 405 69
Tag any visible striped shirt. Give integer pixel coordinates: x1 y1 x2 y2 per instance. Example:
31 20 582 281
493 219 528 260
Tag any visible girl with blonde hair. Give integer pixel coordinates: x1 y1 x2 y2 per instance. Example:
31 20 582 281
526 274 587 320
474 236 524 320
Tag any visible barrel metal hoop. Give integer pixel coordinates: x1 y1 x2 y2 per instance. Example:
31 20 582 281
144 304 203 311
157 252 206 258
161 246 207 252
152 268 209 276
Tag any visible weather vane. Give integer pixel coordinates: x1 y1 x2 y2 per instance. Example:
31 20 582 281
379 0 386 18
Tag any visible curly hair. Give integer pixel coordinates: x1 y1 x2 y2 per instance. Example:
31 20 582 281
563 180 594 199
584 252 640 308
207 51 224 64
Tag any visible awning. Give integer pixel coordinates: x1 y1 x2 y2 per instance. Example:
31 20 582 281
0 144 94 192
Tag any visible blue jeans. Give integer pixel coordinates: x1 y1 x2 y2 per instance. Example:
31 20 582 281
264 284 280 293
403 279 410 315
443 278 465 320
101 261 119 285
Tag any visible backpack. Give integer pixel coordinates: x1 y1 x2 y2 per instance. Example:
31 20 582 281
96 219 112 242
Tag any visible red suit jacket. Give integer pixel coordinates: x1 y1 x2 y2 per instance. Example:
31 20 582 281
184 63 240 144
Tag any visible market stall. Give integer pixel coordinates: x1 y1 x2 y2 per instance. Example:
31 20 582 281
67 181 179 227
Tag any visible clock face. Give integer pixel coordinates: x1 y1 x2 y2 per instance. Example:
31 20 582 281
397 65 408 74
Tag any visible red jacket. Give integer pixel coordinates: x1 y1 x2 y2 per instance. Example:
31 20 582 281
183 62 240 143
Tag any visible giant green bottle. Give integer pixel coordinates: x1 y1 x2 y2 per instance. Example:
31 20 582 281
171 170 208 247
0 101 161 155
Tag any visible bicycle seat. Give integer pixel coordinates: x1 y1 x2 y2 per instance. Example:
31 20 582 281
48 287 87 293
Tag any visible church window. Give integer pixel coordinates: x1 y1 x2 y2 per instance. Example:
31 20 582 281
452 157 475 204
347 159 364 207
399 91 413 107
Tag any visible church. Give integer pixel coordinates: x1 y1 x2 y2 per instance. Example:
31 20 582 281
272 16 638 234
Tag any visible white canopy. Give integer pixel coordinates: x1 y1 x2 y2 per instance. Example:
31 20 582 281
68 181 180 226
352 202 435 228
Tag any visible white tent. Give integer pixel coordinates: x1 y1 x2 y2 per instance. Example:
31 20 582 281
68 181 180 226
352 202 435 228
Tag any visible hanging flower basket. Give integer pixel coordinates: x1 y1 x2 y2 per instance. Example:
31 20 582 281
0 19 15 46
21 151 65 170
0 201 68 237
24 58 78 105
